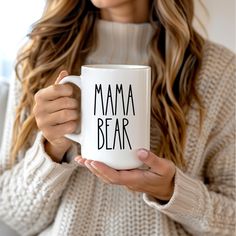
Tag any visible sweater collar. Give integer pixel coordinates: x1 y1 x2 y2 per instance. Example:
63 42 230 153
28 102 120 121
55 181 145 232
86 19 154 65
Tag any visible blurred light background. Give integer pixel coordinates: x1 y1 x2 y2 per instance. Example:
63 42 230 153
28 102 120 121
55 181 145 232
194 0 236 53
0 0 44 80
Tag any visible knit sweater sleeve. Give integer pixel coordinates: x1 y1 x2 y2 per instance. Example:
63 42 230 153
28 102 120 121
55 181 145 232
0 77 77 236
143 47 235 235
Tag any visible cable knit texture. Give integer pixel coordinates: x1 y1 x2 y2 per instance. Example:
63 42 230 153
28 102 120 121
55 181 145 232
0 20 235 236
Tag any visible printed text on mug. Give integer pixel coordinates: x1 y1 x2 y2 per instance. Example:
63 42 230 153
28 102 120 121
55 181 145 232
94 84 135 150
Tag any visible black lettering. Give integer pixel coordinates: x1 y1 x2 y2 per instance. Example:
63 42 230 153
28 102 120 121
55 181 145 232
105 118 112 150
113 118 122 149
97 118 104 149
122 118 132 149
114 84 125 115
105 85 114 116
126 85 135 116
94 84 104 115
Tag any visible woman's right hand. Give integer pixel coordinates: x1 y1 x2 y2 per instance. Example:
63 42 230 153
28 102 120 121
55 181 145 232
33 70 80 163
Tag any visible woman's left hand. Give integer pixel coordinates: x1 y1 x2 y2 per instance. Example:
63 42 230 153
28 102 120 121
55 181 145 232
75 149 176 201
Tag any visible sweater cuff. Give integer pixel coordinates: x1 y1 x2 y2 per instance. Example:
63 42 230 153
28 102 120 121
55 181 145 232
23 132 78 191
143 168 204 220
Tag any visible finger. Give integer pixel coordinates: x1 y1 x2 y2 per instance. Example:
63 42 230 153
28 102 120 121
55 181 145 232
74 156 86 166
55 70 69 84
84 160 111 184
46 109 79 125
89 161 122 184
90 161 148 186
44 97 79 113
43 121 78 139
35 83 73 102
55 70 81 102
137 149 173 176
83 160 162 189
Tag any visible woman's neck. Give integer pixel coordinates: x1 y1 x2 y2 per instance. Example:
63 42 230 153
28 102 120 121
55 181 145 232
100 0 150 23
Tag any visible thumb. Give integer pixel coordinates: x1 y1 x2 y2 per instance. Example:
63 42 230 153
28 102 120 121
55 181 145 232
137 149 171 176
55 70 69 84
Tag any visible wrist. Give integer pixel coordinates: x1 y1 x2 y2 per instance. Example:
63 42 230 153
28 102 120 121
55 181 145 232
152 176 175 202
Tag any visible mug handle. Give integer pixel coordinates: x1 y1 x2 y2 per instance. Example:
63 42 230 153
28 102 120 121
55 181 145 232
59 75 82 144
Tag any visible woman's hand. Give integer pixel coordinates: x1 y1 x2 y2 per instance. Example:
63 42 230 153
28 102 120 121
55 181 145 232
75 149 176 201
33 70 80 163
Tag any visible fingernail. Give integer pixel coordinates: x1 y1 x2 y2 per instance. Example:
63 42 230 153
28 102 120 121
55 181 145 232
137 149 149 160
60 70 68 76
75 156 81 161
85 161 91 168
75 159 82 166
91 162 98 169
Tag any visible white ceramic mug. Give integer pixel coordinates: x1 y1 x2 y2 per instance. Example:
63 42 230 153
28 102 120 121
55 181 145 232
59 64 151 170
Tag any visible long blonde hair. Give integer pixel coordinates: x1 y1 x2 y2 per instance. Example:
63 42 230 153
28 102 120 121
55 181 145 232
12 0 204 168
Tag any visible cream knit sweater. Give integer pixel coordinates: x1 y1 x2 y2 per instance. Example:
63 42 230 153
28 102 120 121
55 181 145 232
0 20 235 236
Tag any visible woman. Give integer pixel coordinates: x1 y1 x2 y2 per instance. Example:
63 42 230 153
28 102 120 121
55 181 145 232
0 0 235 235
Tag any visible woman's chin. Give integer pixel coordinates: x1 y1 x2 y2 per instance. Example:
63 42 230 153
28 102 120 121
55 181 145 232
90 0 130 9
